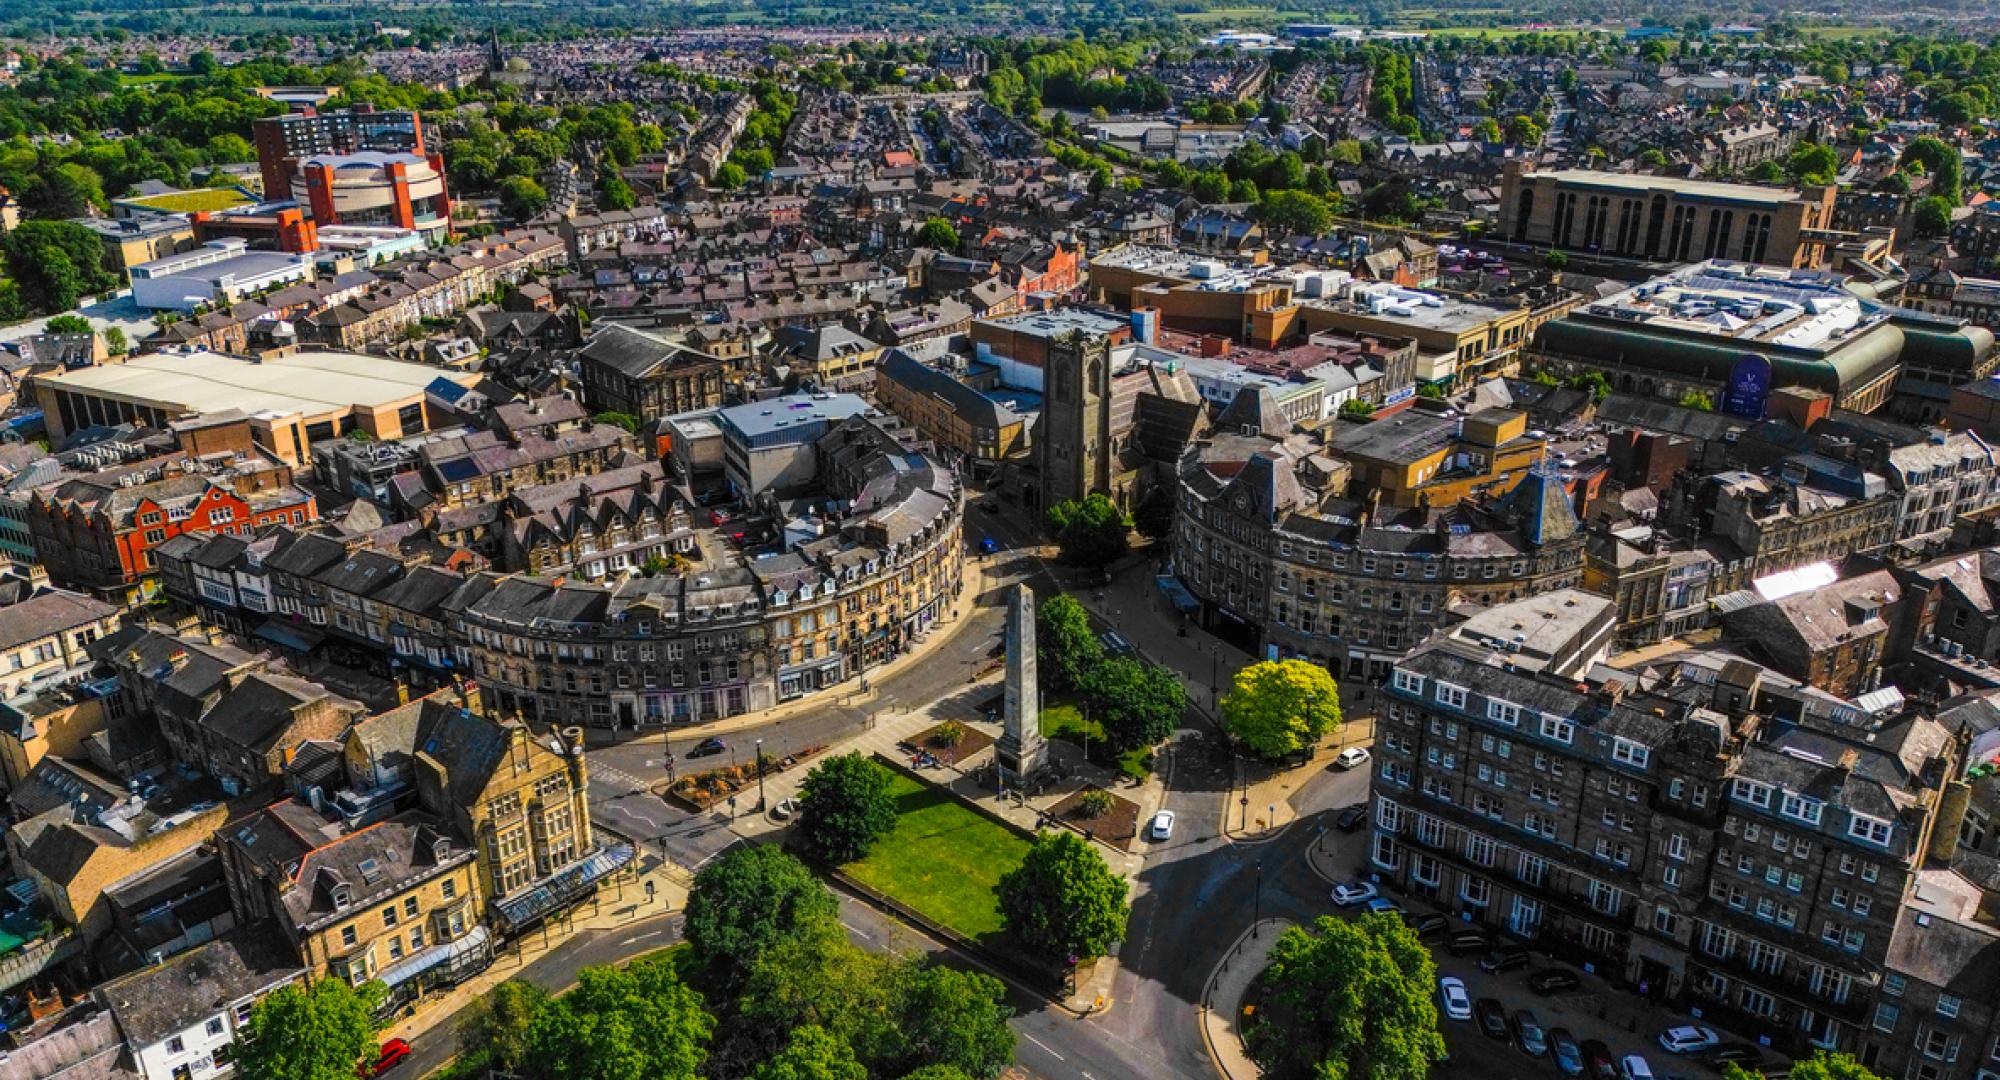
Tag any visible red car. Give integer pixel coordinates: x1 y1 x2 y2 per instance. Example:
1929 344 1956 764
362 1039 411 1077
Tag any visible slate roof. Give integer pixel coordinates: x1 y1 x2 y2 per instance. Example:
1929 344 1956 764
96 923 301 1048
0 590 116 653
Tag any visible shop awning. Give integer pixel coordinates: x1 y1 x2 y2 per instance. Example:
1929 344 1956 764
376 926 489 988
491 844 636 932
1156 574 1200 614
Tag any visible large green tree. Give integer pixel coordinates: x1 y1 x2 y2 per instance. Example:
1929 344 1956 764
1251 914 1446 1080
739 917 898 1060
3 221 117 315
1036 592 1103 694
997 831 1129 967
1915 194 1955 238
1902 136 1963 203
1258 189 1332 237
232 978 384 1080
915 216 961 250
524 955 713 1080
684 845 839 988
497 174 549 220
754 1024 868 1080
458 980 548 1078
1221 659 1342 759
886 966 1016 1080
1724 1052 1879 1080
1045 493 1128 569
1083 657 1186 751
797 752 898 864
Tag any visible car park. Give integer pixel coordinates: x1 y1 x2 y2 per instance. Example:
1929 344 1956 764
1438 977 1472 1021
1148 810 1175 841
1446 929 1492 955
1473 997 1509 1040
1581 1039 1618 1080
1335 804 1368 831
1335 747 1371 769
1657 1026 1719 1055
1330 881 1378 906
1549 1028 1584 1077
1619 1054 1655 1080
1511 1010 1548 1057
1479 944 1531 973
1527 967 1582 994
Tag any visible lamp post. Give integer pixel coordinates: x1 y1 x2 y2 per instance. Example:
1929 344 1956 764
756 738 767 811
1253 859 1263 937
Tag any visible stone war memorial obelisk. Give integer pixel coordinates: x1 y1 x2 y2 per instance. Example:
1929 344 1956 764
994 584 1046 789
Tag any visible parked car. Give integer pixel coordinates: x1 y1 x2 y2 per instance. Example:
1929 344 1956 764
1618 1054 1655 1080
1479 944 1531 973
1549 1028 1584 1077
1405 912 1448 940
688 737 728 759
979 537 1000 555
1446 929 1492 956
1511 1010 1548 1057
1330 881 1379 907
1527 967 1582 994
1148 810 1176 841
1364 897 1403 916
1438 976 1472 1021
1335 804 1368 831
1334 747 1371 769
1580 1039 1618 1080
1704 1044 1765 1071
364 1040 412 1077
1099 630 1134 656
1473 997 1509 1040
1657 1026 1719 1055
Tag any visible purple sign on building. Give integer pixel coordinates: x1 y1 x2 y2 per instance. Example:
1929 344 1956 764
1723 353 1773 419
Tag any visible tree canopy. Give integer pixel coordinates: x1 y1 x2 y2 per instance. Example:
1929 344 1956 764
997 831 1129 966
1082 656 1186 751
233 978 384 1080
684 845 840 988
916 216 962 250
1037 592 1104 694
524 954 713 1080
1724 1052 1880 1080
1045 493 1129 569
1250 914 1447 1080
1221 659 1343 759
797 752 900 863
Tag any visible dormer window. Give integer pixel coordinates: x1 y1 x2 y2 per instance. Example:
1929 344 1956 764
330 883 352 908
432 837 450 862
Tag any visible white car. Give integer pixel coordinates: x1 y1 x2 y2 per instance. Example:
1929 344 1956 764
1330 881 1379 906
1148 810 1176 841
1438 977 1472 1021
1656 1026 1719 1055
1335 747 1372 770
1618 1055 1655 1080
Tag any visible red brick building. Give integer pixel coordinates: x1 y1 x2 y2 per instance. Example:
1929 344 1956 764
29 452 318 604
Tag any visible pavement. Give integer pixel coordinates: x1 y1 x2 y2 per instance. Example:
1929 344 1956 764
1198 919 1294 1080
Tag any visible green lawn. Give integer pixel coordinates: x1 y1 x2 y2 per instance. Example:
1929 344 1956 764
843 770 1030 944
1041 699 1154 781
119 188 251 213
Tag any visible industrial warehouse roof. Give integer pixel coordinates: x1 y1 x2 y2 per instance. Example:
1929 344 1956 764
31 350 472 417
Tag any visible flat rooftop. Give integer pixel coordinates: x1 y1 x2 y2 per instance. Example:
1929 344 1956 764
1579 261 1887 349
718 393 871 440
1528 169 1804 206
981 308 1130 340
34 350 468 417
1448 587 1615 670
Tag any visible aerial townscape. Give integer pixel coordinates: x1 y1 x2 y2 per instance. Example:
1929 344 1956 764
16 4 2000 1080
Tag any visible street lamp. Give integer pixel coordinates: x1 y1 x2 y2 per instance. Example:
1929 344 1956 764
756 738 767 811
1253 859 1263 937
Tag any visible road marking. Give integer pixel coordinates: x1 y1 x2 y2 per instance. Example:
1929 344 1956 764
1021 1034 1063 1061
840 919 873 940
624 930 662 944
